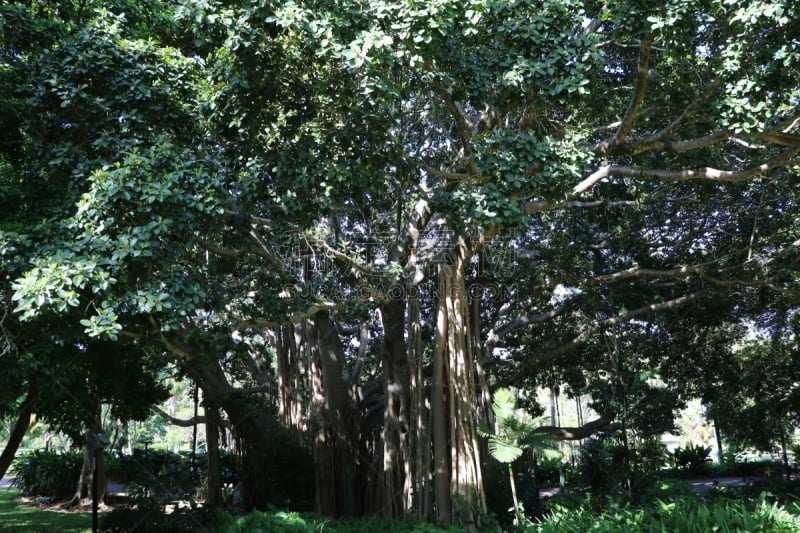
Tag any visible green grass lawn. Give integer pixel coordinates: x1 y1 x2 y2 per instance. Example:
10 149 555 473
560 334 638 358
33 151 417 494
0 490 91 533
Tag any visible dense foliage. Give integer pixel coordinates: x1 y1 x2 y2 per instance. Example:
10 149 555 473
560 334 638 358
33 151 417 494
1 0 798 527
535 493 800 533
10 449 83 499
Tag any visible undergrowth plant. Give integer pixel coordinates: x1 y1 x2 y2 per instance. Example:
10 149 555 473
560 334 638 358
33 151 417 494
532 492 800 532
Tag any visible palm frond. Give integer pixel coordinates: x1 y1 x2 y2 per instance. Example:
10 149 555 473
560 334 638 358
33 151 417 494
487 435 524 463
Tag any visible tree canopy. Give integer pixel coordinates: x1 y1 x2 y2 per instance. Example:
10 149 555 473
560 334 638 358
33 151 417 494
1 0 798 525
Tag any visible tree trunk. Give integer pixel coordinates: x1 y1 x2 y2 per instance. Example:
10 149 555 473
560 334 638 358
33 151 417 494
431 286 451 525
0 379 36 480
508 464 522 527
378 298 411 518
308 311 359 516
431 248 486 528
67 412 107 507
408 287 432 519
64 392 108 507
779 421 792 484
191 385 199 470
205 404 223 507
713 419 724 464
274 323 307 433
184 359 276 511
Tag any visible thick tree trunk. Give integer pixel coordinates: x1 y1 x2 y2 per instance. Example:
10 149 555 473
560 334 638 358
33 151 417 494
431 290 451 524
378 298 411 518
308 311 359 516
431 251 486 528
713 419 724 464
67 409 107 507
274 323 306 433
205 404 223 507
0 379 36 480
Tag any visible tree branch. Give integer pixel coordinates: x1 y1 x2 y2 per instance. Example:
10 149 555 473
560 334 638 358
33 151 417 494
304 233 373 276
483 299 580 362
532 411 618 440
574 143 800 194
616 130 731 157
501 290 709 386
152 406 211 428
595 34 654 155
602 79 724 156
492 300 579 342
528 263 714 292
193 236 243 257
422 165 487 182
432 82 479 175
233 301 339 331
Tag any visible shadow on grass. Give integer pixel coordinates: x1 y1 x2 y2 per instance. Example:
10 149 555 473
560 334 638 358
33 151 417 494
0 489 91 533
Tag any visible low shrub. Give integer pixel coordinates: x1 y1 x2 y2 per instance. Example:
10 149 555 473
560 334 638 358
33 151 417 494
710 459 784 478
118 450 198 509
11 449 83 499
574 438 667 500
217 511 463 533
672 444 712 476
100 506 221 532
532 492 800 532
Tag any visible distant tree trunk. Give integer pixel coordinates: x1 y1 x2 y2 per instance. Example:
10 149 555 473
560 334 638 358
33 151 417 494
713 419 724 464
0 379 36 480
191 385 199 469
205 404 223 507
67 398 106 507
778 421 791 484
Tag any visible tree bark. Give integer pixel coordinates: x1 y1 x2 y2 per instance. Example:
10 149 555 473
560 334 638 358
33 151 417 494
431 248 486 528
378 298 411 518
713 419 724 464
308 311 359 516
274 323 306 433
431 276 451 525
183 359 276 511
408 286 432 520
0 379 36 480
205 404 223 507
67 401 107 507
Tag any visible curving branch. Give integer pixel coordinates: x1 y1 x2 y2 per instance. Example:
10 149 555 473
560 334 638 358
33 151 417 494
422 165 487 183
600 79 724 157
532 410 619 440
484 299 581 358
595 34 654 155
527 261 749 293
756 131 800 147
500 290 709 386
193 235 243 257
573 143 800 194
153 406 211 428
303 232 372 276
432 82 479 175
615 130 731 157
232 301 339 331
